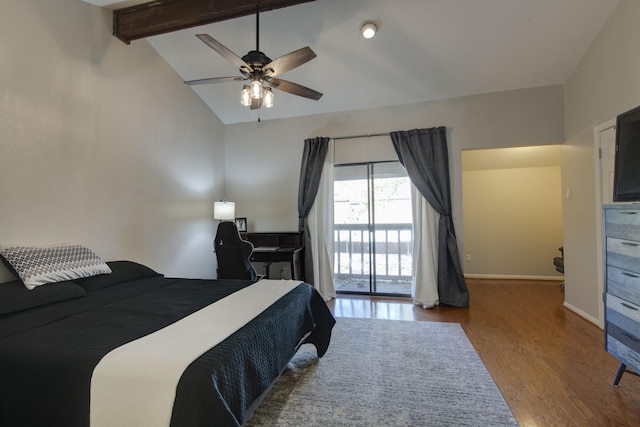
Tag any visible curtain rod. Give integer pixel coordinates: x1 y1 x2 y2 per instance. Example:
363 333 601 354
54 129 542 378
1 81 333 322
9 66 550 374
330 132 390 141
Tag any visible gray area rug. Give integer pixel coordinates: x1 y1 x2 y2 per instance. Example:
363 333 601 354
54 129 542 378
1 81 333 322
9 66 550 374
246 317 518 426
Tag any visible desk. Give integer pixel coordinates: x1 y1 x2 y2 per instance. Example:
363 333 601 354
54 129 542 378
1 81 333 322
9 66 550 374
242 232 304 280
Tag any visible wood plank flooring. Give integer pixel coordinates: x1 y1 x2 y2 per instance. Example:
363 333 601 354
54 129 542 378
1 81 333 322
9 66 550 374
326 279 640 426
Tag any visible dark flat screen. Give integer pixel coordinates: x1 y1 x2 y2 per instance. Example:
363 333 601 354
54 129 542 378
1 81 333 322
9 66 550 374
613 105 640 202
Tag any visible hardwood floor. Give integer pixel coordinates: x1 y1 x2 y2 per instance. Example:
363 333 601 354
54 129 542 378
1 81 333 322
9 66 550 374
326 279 640 427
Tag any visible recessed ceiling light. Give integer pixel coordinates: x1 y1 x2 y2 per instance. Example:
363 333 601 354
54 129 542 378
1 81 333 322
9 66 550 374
360 21 378 39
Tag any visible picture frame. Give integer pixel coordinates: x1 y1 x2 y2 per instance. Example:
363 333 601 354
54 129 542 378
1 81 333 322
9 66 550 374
235 217 247 232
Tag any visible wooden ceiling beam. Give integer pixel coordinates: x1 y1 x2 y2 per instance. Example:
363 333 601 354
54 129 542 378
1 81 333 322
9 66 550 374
113 0 315 44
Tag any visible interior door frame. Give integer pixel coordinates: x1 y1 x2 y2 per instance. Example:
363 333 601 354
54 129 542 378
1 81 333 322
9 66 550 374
593 118 616 329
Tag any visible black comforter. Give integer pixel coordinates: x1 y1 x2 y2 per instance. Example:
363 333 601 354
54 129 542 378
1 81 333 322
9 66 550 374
0 277 335 427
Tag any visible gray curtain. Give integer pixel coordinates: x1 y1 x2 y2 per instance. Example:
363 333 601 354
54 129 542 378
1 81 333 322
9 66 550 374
297 137 330 284
390 127 469 307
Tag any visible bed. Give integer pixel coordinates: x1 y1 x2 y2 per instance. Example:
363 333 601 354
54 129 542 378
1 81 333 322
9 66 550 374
0 245 335 427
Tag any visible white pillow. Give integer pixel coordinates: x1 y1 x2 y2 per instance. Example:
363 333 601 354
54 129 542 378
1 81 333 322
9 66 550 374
0 244 112 290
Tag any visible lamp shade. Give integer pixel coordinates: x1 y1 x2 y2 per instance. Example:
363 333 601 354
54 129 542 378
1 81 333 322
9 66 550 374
240 85 251 106
250 79 263 99
263 87 274 108
214 200 235 220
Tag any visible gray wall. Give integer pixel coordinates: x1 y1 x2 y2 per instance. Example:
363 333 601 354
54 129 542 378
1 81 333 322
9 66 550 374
562 0 640 324
0 0 226 281
224 85 565 260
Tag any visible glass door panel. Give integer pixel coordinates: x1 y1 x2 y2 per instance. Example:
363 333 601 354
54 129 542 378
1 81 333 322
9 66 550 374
333 162 412 296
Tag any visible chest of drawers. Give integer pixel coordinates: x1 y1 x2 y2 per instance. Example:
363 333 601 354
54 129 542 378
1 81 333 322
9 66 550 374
604 203 640 385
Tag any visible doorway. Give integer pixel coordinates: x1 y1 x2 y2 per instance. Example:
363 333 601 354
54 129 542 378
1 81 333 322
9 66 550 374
333 161 412 296
461 145 563 279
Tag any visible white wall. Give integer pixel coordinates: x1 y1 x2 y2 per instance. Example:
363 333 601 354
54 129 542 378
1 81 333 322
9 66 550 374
0 0 226 281
563 0 640 324
224 85 565 259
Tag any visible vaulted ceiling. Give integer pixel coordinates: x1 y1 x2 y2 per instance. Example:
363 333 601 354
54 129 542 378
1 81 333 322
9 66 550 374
83 0 621 124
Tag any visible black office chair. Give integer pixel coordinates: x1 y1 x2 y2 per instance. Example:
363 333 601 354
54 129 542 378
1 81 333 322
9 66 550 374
214 221 258 280
553 246 564 290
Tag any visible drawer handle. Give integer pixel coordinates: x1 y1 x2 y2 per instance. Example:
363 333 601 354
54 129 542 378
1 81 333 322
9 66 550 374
621 302 639 311
622 211 639 215
621 242 639 247
622 331 640 343
622 272 640 278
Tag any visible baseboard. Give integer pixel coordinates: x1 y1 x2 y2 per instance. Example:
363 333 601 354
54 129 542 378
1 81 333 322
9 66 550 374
464 274 563 282
563 301 603 329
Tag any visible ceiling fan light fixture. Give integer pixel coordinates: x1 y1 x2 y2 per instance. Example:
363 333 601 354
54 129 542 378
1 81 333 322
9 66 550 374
360 21 378 39
240 85 251 106
250 78 263 99
186 8 322 112
263 87 274 108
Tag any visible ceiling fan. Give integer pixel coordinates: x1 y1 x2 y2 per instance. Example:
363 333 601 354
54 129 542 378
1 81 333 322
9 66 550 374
184 8 322 110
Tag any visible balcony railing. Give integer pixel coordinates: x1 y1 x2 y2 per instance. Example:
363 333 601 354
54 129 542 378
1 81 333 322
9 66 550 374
334 223 412 294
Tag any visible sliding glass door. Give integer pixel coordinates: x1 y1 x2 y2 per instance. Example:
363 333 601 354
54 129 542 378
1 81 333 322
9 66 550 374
333 161 412 296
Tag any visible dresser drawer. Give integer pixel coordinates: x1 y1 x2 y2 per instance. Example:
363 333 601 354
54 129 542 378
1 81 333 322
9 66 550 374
606 208 640 241
606 237 640 273
606 293 640 337
606 208 640 226
607 323 640 373
607 265 640 306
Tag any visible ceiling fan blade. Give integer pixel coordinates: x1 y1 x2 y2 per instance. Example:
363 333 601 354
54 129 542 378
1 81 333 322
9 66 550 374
269 78 323 100
184 76 244 86
196 34 252 74
263 47 316 77
250 97 262 110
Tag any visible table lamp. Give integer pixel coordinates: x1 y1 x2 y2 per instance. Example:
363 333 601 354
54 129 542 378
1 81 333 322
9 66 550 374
213 199 235 221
